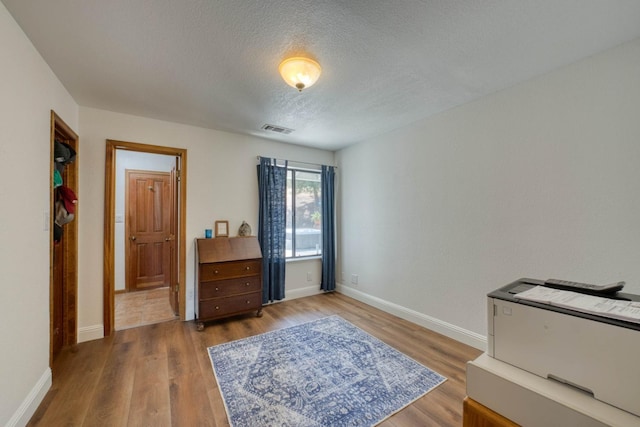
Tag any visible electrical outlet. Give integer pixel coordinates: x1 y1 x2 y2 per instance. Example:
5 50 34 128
306 272 312 282
351 274 358 285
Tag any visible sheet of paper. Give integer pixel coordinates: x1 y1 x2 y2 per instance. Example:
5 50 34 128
515 286 640 324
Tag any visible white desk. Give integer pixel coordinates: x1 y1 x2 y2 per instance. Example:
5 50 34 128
466 353 640 427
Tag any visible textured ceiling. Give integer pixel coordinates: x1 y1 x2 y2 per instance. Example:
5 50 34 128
3 0 640 151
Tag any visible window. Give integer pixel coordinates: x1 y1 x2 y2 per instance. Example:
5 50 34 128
286 168 322 258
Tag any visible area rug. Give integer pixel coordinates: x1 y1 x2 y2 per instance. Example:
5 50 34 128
207 315 446 427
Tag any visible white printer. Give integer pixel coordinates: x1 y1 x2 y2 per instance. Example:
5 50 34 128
487 278 640 418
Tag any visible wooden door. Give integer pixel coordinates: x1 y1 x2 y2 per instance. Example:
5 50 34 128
125 170 172 291
168 165 179 314
51 242 64 358
50 111 78 365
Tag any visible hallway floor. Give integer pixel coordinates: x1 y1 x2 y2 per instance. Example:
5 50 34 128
114 287 177 330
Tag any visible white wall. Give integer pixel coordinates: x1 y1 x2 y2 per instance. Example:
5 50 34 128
114 150 177 291
336 37 640 349
0 2 79 426
78 107 334 335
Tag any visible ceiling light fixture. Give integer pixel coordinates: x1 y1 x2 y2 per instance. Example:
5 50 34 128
278 57 321 92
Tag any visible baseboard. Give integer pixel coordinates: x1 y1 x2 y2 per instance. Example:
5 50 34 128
78 324 104 343
76 289 484 350
285 285 323 300
6 367 51 427
336 283 487 351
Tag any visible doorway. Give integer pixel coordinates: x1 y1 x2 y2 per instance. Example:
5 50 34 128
104 140 187 336
50 111 78 364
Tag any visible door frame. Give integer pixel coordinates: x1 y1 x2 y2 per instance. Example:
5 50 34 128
50 111 78 363
103 140 187 336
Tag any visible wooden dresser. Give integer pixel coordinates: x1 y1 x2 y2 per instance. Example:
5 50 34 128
463 398 519 427
195 237 263 330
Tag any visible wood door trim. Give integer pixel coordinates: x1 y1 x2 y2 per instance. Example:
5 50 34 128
50 110 79 365
169 165 179 314
104 140 188 336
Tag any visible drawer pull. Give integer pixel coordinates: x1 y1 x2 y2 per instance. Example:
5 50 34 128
215 287 219 291
214 270 219 274
245 266 251 270
246 300 251 304
245 282 250 286
215 306 220 310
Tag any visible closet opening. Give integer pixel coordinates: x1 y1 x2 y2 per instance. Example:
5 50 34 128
50 111 79 364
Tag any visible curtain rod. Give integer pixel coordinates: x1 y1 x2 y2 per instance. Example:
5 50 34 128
256 156 338 169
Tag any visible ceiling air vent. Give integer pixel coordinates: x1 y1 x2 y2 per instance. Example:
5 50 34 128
261 124 294 135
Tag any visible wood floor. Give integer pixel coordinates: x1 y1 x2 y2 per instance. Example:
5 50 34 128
29 292 482 426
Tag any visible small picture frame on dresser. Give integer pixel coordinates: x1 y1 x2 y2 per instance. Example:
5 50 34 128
215 220 229 237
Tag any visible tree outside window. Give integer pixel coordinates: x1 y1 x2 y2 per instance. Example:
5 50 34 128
286 169 322 258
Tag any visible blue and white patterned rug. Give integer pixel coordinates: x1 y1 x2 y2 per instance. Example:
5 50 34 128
207 315 446 427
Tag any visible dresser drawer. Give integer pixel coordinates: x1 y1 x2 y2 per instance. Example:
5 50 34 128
200 260 261 281
200 276 261 299
199 291 262 319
